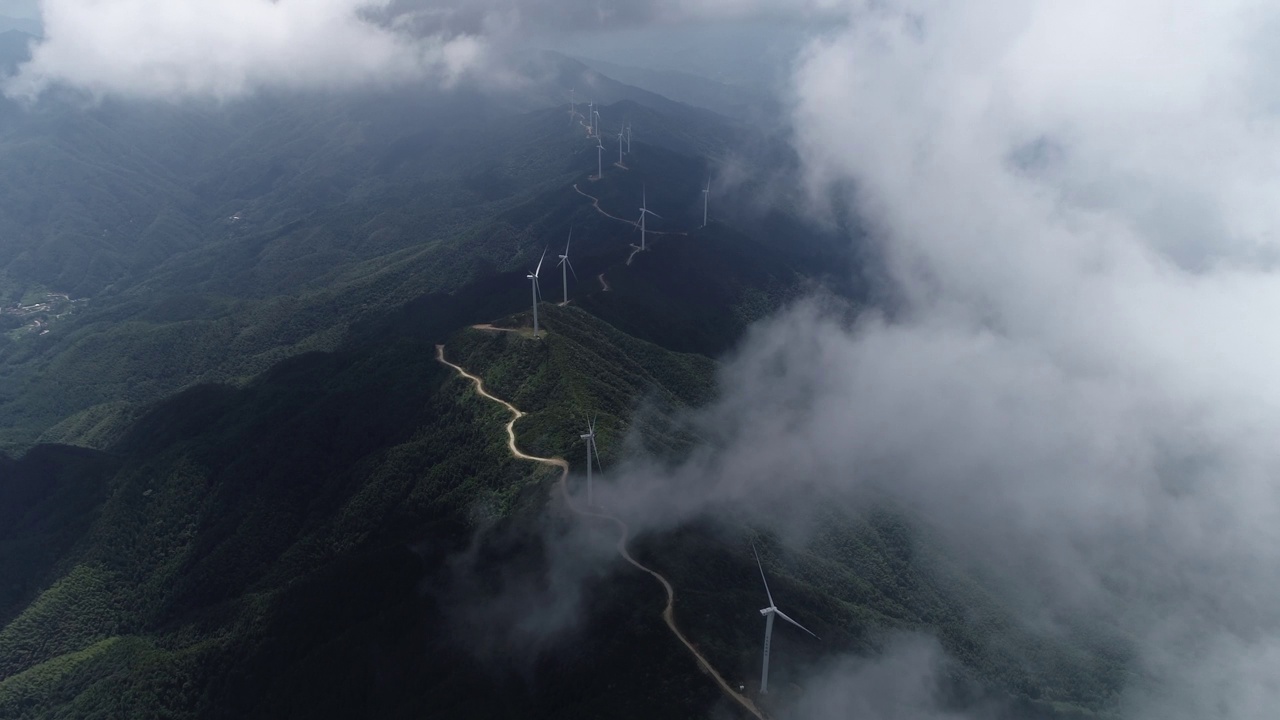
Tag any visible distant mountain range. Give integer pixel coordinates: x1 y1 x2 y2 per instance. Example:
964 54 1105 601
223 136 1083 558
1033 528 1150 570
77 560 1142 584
569 54 785 128
0 15 38 38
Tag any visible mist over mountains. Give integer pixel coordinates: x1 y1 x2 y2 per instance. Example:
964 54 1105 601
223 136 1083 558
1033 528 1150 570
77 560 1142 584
2 2 1278 719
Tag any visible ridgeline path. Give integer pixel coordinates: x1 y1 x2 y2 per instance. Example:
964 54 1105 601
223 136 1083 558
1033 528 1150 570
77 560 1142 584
469 324 522 333
572 184 690 238
435 344 766 720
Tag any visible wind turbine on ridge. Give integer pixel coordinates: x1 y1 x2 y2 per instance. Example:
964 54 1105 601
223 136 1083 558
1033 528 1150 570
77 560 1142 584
594 136 604 180
580 416 600 507
527 247 547 338
634 185 661 251
557 227 577 305
753 544 818 695
702 176 711 228
616 128 626 169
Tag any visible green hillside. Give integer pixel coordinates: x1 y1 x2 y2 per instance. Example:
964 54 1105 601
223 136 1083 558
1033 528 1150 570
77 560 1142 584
0 69 1131 719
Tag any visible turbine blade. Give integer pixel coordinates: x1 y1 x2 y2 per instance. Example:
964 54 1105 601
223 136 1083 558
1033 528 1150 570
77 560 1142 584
566 226 573 254
535 246 547 277
567 258 579 282
774 609 819 639
753 544 775 609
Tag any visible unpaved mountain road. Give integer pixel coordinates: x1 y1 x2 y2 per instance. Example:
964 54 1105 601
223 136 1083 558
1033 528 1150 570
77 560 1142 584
469 324 522 334
435 344 766 720
572 184 690 238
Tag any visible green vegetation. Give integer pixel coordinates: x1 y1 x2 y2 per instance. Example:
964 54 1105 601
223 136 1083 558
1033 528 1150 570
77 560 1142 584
0 66 1130 719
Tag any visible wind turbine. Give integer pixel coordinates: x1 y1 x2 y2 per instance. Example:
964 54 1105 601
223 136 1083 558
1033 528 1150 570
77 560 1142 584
580 416 600 506
754 544 818 695
527 247 547 338
587 101 594 136
616 128 626 168
557 228 577 305
635 185 661 251
702 176 711 228
595 136 604 179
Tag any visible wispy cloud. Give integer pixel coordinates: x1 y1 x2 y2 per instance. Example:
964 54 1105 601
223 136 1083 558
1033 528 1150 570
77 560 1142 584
6 0 838 101
6 0 487 100
576 1 1280 716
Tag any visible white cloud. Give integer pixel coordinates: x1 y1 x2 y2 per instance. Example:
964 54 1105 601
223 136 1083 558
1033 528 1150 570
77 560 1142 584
577 1 1280 716
3 0 845 101
776 1 1280 715
5 0 488 100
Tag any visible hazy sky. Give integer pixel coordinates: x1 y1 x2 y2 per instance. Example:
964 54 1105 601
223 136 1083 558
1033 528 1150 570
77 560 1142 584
0 1 37 19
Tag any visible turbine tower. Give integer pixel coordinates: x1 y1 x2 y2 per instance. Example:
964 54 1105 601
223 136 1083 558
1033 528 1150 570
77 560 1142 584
595 137 604 179
754 545 818 695
557 228 577 305
580 417 599 506
617 128 625 167
527 247 547 338
702 176 710 228
635 185 661 251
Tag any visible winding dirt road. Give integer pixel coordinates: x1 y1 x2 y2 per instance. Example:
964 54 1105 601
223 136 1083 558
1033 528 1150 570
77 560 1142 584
597 273 612 292
572 184 690 238
470 324 522 334
435 344 765 720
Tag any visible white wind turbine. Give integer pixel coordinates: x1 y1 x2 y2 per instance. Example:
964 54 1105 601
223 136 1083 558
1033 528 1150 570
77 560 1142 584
702 176 711 228
634 185 661 251
528 247 547 338
595 136 604 179
557 227 577 305
587 101 595 136
753 544 818 695
616 128 626 168
580 416 600 506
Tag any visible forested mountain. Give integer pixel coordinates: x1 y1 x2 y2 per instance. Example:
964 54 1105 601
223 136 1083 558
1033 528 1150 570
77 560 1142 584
0 63 1125 719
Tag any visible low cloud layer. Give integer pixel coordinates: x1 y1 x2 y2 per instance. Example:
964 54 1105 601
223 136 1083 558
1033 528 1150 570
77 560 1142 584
5 0 488 100
5 0 838 101
572 1 1280 717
